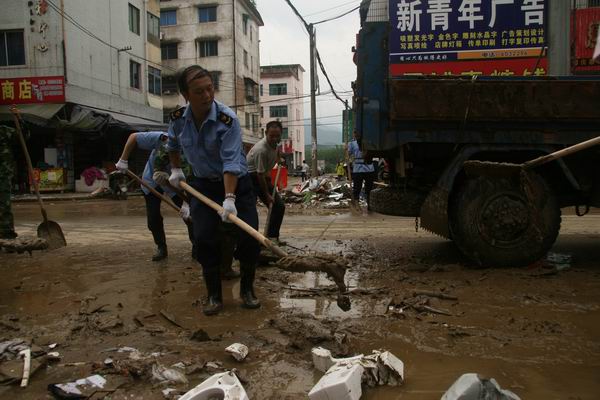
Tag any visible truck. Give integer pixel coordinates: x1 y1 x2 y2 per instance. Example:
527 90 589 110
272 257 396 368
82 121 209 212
354 0 600 267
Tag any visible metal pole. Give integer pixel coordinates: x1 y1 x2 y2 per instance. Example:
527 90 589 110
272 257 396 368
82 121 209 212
309 24 318 178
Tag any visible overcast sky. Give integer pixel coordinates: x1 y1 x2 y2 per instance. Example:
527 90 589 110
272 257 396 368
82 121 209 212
256 0 361 144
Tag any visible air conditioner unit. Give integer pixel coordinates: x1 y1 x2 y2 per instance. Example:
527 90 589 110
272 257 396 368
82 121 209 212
160 32 165 40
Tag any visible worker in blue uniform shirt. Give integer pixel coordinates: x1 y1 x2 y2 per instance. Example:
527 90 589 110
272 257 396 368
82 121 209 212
166 65 261 316
348 130 375 210
115 132 193 261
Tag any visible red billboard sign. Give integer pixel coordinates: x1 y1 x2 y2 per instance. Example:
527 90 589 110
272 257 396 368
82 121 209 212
0 76 65 105
390 57 548 76
572 8 600 73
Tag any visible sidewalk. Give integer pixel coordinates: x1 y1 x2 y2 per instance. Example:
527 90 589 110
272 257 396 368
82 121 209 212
11 191 143 203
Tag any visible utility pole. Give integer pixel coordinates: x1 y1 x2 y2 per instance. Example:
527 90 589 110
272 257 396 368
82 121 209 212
309 23 318 178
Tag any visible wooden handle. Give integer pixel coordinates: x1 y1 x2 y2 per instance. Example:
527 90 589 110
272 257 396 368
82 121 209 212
264 164 282 237
525 136 600 169
126 170 180 212
10 106 47 223
181 181 288 258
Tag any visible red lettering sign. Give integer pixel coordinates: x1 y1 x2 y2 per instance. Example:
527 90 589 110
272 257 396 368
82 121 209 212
571 8 600 73
390 58 548 76
0 76 65 105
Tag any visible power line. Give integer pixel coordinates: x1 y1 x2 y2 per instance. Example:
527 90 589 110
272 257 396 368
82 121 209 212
302 0 361 18
312 5 360 25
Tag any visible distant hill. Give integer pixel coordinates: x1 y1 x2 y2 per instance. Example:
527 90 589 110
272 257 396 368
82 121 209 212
304 124 343 146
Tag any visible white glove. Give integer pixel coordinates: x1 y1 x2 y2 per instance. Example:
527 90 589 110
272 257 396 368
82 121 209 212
115 159 128 173
168 168 185 188
153 171 169 186
220 197 237 223
179 202 191 221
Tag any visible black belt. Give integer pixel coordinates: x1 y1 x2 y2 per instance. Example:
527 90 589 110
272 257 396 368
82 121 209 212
194 176 223 183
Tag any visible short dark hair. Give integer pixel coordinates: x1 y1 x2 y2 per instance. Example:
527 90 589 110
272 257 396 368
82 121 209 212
265 120 283 132
177 65 212 94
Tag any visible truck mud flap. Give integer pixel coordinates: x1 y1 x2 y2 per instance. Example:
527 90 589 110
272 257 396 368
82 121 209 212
419 186 451 239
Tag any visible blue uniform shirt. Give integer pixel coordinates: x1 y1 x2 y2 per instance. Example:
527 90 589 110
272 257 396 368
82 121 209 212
348 139 375 173
136 131 175 197
167 100 247 179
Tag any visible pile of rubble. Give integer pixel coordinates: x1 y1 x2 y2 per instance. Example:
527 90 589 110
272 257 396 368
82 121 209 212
281 177 356 209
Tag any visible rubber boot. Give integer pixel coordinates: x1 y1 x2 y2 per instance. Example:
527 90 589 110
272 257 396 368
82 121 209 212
152 244 168 261
203 271 223 316
220 242 240 280
240 262 260 309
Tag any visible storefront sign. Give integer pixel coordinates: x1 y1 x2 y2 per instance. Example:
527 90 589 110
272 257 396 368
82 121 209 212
389 0 547 76
571 7 600 73
0 76 65 105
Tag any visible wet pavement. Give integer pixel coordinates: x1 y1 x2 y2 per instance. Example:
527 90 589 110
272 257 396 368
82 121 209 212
1 198 600 399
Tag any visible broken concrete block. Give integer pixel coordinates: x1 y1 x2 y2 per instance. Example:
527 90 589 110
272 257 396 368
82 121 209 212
225 343 248 362
311 347 363 373
309 362 364 400
179 371 249 400
441 373 521 400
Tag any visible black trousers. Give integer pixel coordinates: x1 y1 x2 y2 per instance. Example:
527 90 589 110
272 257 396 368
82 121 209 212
144 187 193 247
250 174 285 239
189 175 260 274
352 171 375 204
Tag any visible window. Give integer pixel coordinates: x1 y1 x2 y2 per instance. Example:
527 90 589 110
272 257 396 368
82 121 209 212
270 105 287 118
282 128 289 139
250 55 253 73
269 83 287 96
242 14 248 35
160 10 176 26
243 50 248 67
244 79 257 102
161 43 178 60
209 71 220 90
147 13 160 46
250 27 253 42
198 40 218 57
128 4 140 35
198 6 217 23
162 75 177 95
259 84 263 96
0 30 25 66
260 107 263 118
245 112 250 129
148 66 161 95
129 60 141 89
252 114 259 130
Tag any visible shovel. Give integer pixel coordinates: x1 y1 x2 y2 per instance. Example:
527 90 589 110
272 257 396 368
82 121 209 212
125 170 181 212
180 181 350 308
10 106 66 250
263 164 282 237
463 135 600 178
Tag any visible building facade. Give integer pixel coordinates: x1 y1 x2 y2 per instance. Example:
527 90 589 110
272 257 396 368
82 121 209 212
259 64 305 168
0 0 164 192
159 0 263 148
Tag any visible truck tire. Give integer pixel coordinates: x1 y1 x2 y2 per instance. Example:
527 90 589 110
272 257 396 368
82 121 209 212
449 173 560 267
369 187 425 217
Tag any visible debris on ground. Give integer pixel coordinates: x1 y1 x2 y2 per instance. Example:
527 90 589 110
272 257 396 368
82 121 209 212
441 373 521 400
387 291 456 318
0 237 48 254
281 177 354 209
48 374 107 398
309 361 364 400
312 347 363 373
225 343 249 362
151 363 188 385
179 371 249 400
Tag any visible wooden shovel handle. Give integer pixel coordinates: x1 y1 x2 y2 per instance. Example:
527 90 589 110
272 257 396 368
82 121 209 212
181 181 288 258
126 170 180 212
525 135 600 169
264 164 282 237
9 106 48 223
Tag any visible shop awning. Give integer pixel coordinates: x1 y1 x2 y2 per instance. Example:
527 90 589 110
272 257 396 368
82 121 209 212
0 103 65 126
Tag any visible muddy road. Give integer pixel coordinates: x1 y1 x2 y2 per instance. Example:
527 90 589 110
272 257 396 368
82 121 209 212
1 198 599 399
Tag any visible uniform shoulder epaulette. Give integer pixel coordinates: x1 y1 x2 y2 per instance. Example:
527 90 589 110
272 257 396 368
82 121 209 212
170 106 186 121
217 111 233 127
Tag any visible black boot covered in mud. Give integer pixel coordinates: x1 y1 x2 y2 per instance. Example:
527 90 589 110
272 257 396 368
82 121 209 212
152 245 168 261
220 224 239 280
240 262 260 309
203 272 223 316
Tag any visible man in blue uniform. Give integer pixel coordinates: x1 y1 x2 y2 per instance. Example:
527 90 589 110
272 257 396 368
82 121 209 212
166 65 260 316
348 131 375 209
116 132 193 261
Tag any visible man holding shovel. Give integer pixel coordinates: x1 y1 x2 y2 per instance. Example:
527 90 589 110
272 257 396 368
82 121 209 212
116 132 193 261
246 120 286 245
166 65 261 316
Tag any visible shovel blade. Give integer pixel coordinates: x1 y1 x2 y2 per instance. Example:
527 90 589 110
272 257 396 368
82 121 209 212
463 160 522 178
37 221 66 250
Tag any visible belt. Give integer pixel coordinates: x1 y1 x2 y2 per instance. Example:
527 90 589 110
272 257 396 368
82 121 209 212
194 176 223 183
